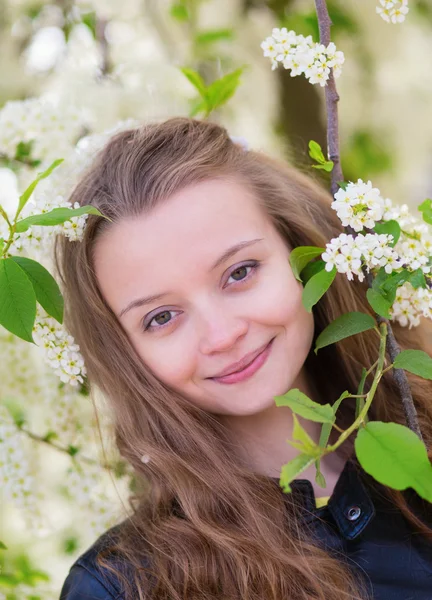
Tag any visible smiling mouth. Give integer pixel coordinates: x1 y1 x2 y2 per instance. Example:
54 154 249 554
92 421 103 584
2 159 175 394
209 337 275 385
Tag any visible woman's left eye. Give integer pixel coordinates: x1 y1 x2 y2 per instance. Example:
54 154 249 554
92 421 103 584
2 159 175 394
141 261 260 333
225 260 260 287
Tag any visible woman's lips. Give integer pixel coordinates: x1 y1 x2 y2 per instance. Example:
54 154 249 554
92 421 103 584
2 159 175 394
210 337 275 384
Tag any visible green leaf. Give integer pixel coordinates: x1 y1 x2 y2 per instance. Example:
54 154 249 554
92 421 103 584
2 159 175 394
379 269 411 300
16 159 64 219
308 140 326 164
170 2 189 21
408 269 427 289
315 468 327 488
315 312 376 353
355 367 368 421
10 256 64 323
15 205 105 233
393 349 432 380
366 287 392 318
318 391 351 450
206 67 245 113
300 259 325 284
311 160 334 172
274 388 334 423
0 258 36 343
180 67 208 99
418 198 432 226
302 266 336 312
287 413 321 456
355 421 432 501
0 540 7 549
289 246 325 282
195 29 234 45
280 453 316 493
337 181 349 191
373 220 401 247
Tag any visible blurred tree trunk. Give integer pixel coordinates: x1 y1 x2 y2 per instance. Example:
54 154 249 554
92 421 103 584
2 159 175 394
242 0 327 166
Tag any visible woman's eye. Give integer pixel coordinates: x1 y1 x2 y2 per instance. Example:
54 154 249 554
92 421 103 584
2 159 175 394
143 310 178 332
225 261 260 287
142 261 260 333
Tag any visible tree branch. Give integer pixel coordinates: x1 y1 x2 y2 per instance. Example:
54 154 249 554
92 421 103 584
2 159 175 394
314 0 424 443
18 425 116 471
314 0 343 197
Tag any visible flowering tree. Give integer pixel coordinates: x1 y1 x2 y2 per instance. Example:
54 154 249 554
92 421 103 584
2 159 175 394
0 0 431 597
261 0 432 499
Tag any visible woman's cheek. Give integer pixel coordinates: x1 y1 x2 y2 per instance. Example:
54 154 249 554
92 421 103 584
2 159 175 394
137 337 196 388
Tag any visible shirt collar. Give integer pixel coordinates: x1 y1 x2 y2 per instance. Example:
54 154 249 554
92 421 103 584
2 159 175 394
271 455 376 540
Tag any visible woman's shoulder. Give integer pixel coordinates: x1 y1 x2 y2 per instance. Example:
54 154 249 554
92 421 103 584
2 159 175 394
59 520 149 600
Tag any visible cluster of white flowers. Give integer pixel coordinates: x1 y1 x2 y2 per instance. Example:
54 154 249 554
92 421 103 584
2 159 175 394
261 28 345 86
32 305 87 387
390 282 432 328
0 96 90 163
323 179 432 327
322 232 401 281
0 405 35 511
65 462 121 537
376 0 409 23
332 179 385 232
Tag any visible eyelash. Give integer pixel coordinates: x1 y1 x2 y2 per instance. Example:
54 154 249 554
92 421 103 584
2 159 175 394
141 260 261 333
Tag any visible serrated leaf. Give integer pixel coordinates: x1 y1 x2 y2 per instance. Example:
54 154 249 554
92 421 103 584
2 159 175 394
195 28 234 45
408 269 427 289
170 2 189 21
355 421 432 501
373 219 400 247
10 256 64 323
280 453 316 493
300 259 325 284
315 468 327 488
308 140 326 164
379 269 411 298
393 349 432 380
15 205 104 233
318 391 351 450
315 312 376 353
337 181 349 191
302 266 336 312
366 287 392 318
0 258 36 343
275 388 334 423
16 159 64 218
180 67 208 99
311 160 334 172
206 67 244 113
287 413 320 456
289 246 325 282
418 198 432 226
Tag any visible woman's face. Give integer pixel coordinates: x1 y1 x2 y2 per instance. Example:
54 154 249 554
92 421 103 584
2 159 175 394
94 178 315 416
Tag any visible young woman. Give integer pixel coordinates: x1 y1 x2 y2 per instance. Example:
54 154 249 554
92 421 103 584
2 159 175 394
57 118 432 600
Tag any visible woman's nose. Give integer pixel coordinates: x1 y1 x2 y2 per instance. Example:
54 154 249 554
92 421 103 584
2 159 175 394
198 306 248 355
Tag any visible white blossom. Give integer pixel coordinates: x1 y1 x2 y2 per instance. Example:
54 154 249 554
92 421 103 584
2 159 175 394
390 282 432 328
376 0 409 24
261 28 344 86
332 179 385 232
322 232 402 282
32 305 87 387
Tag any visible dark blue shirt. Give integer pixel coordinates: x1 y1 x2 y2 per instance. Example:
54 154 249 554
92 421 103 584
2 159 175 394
59 457 432 599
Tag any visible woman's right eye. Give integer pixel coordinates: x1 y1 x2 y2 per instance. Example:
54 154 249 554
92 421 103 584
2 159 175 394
142 310 179 332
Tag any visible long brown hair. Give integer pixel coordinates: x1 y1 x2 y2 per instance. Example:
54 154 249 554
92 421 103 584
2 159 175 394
54 117 432 599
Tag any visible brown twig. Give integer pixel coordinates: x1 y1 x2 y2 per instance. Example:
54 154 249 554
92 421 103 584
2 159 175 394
18 425 115 471
314 0 424 443
314 0 343 197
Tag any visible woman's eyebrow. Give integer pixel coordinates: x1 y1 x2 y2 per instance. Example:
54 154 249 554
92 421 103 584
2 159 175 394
118 237 264 319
